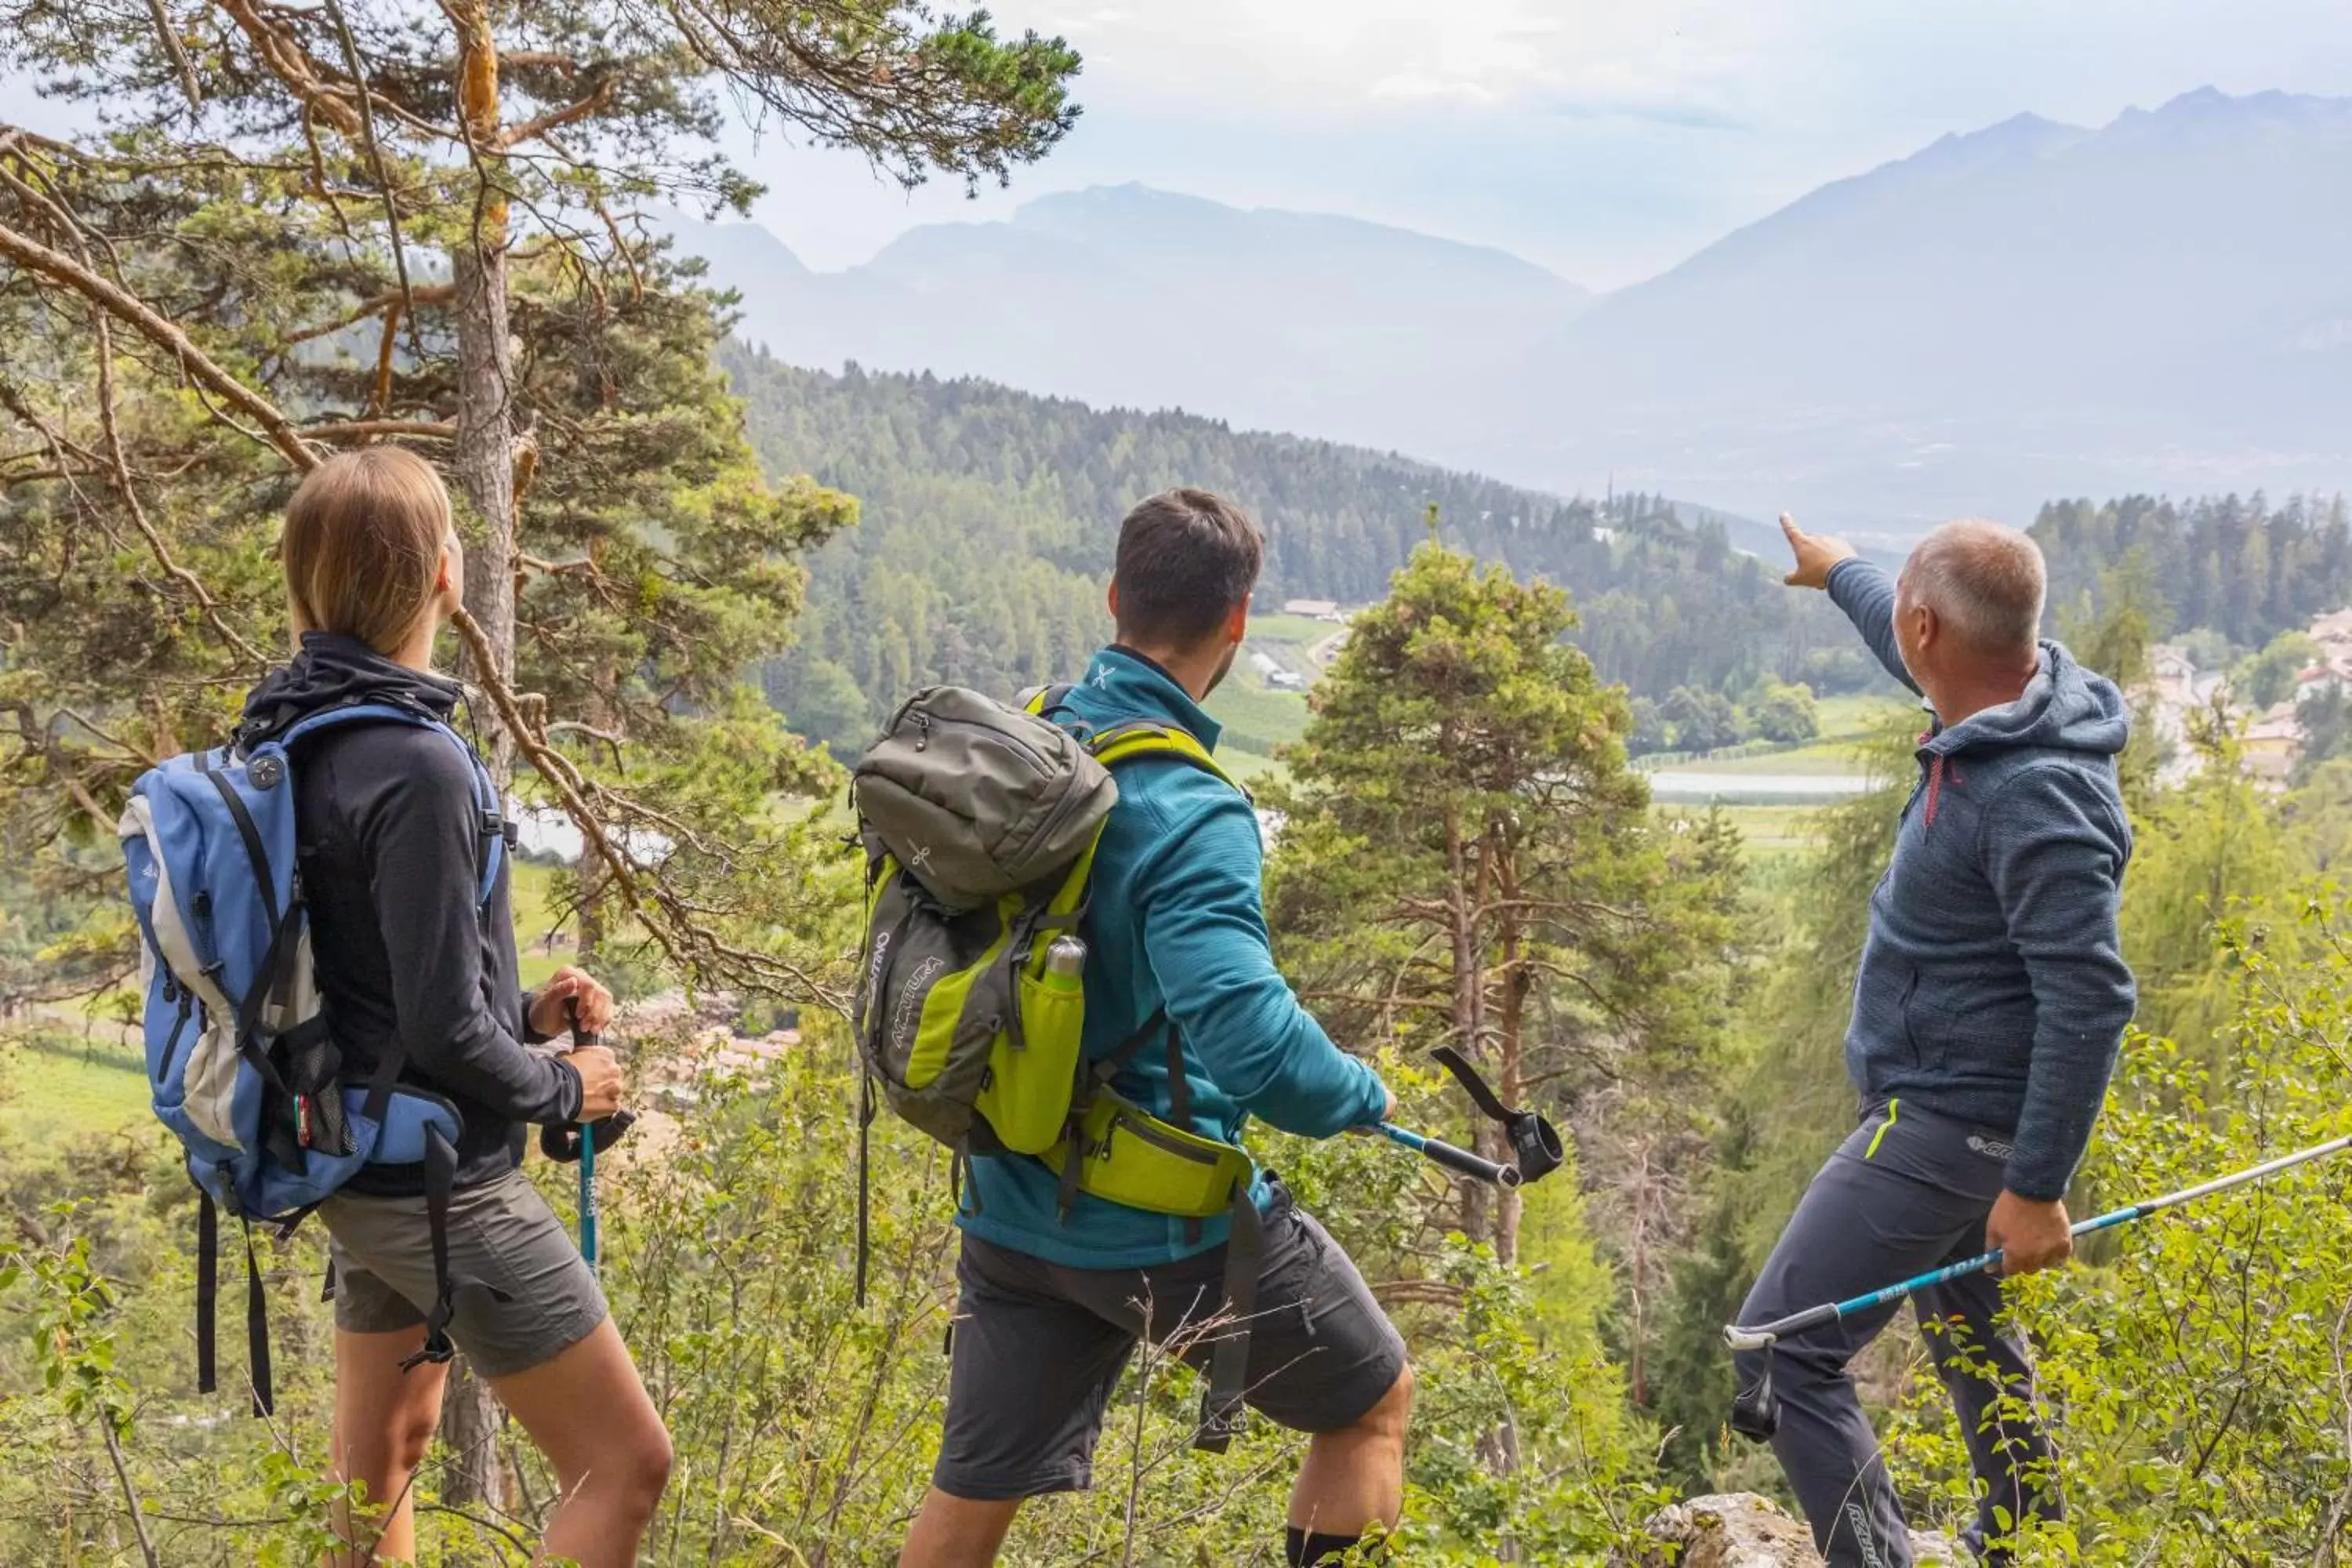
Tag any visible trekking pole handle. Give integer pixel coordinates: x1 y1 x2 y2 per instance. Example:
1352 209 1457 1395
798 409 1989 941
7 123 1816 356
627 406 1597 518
1378 1123 1522 1188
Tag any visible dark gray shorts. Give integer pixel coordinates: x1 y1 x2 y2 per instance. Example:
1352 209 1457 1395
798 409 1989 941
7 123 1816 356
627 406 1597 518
318 1167 607 1379
935 1183 1408 1500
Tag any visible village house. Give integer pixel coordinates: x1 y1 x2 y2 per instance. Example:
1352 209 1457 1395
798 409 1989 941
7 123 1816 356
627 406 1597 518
2244 702 2304 783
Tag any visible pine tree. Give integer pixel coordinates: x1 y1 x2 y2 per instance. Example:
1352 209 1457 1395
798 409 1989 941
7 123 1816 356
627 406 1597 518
3 0 1079 1508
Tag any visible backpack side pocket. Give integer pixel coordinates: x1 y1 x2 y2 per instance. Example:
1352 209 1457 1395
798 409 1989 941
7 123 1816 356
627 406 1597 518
979 968 1085 1155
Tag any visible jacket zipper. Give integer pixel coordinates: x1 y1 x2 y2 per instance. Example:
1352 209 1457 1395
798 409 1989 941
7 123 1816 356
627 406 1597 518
1900 969 1923 1065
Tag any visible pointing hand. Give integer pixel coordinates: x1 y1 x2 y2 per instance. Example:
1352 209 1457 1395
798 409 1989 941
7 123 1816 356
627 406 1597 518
1779 511 1858 590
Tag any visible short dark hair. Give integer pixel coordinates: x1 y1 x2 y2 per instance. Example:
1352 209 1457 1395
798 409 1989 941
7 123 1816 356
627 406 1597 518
1112 488 1264 649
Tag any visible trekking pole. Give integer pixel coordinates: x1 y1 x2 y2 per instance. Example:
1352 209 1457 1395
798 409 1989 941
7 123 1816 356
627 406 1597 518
570 999 599 1276
1378 1123 1522 1188
1723 1131 2352 1353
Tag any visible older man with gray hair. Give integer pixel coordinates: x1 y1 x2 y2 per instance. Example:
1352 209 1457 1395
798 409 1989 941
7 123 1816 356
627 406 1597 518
1731 515 2138 1567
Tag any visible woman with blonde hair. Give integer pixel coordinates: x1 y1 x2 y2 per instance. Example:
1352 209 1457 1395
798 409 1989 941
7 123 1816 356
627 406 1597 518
237 447 671 1565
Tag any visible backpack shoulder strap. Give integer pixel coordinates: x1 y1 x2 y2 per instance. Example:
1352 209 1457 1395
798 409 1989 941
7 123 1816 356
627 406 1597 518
271 706 506 908
1022 681 1249 797
1021 684 1080 720
1087 721 1250 803
274 701 437 750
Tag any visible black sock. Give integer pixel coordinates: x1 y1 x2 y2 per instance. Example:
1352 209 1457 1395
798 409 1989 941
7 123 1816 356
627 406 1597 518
1285 1526 1363 1566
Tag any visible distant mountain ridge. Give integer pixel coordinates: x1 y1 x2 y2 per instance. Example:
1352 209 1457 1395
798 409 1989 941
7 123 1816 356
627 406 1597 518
1474 87 2352 533
676 88 2352 539
675 183 1589 456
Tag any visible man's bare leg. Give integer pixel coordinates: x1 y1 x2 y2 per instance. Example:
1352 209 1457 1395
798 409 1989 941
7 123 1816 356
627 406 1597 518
1288 1367 1414 1546
900 1490 1022 1567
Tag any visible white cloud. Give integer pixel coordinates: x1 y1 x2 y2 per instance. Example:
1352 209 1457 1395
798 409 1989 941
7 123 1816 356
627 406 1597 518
1057 0 1773 125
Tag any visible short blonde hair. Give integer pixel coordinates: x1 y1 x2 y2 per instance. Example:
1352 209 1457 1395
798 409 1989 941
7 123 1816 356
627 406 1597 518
281 448 452 654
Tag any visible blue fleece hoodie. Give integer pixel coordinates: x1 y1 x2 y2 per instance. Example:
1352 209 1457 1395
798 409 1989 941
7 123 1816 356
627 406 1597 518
961 647 1391 1267
1828 559 2138 1201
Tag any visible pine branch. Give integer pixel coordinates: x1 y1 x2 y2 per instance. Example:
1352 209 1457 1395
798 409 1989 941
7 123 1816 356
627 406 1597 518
0 218 319 472
448 607 844 1011
296 419 456 441
214 0 364 136
324 0 430 368
143 0 204 111
92 310 270 667
499 78 618 151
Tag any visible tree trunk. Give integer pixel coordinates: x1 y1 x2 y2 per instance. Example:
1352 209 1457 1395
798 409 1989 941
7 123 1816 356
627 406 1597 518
1444 801 1492 1245
576 880 606 964
437 1357 510 1517
1483 823 1526 1495
439 5 514 1508
448 0 517 782
1492 828 1526 1270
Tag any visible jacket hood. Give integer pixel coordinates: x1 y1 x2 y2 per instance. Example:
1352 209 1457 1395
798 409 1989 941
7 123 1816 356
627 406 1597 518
1926 639 2129 759
238 633 462 748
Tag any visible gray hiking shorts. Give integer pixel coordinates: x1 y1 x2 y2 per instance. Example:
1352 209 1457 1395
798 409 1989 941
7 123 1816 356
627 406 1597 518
318 1167 607 1379
935 1180 1408 1501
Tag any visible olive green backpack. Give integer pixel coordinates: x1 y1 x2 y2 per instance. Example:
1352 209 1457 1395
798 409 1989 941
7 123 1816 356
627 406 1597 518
849 684 1266 1449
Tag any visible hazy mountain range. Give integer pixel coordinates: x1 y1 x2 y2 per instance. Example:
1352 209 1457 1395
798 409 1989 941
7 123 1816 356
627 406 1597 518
672 88 2352 539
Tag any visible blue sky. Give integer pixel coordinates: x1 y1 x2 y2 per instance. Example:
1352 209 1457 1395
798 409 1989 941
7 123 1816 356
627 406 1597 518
728 0 2352 288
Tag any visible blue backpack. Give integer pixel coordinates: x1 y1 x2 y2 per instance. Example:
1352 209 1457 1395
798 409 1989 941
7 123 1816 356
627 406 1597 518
120 703 510 1414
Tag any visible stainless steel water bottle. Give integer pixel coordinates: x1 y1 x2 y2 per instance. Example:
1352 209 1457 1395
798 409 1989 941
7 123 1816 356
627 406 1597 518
1044 935 1087 989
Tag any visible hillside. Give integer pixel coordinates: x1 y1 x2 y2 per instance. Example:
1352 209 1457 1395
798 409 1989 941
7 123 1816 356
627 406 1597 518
2034 491 2352 652
719 349 1872 751
677 91 2352 539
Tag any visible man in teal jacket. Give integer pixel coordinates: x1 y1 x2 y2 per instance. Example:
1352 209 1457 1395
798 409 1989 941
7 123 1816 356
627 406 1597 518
900 489 1414 1568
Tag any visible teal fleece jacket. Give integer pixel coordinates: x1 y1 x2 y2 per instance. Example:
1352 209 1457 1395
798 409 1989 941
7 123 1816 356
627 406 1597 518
960 647 1391 1266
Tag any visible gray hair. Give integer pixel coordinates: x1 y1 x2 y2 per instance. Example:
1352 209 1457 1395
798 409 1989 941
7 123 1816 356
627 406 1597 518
1900 519 2045 657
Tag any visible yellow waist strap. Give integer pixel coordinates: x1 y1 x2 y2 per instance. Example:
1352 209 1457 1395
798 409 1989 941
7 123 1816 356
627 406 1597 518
1040 1091 1253 1221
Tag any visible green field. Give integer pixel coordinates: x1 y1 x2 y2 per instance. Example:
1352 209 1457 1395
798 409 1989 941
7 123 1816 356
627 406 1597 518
2 1025 149 1146
1204 677 1312 754
1217 745 1290 789
1709 803 1828 859
1687 693 1910 777
1246 612 1348 646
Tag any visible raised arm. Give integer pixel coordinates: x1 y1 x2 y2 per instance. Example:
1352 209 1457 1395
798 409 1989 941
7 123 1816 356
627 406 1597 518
1135 786 1389 1139
1780 512 1921 696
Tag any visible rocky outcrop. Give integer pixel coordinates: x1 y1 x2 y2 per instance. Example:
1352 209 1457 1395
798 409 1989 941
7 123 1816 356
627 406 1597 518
1620 1494 1961 1567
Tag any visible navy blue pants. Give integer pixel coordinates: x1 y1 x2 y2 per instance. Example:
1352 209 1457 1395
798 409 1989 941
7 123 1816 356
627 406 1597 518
1734 1102 2062 1566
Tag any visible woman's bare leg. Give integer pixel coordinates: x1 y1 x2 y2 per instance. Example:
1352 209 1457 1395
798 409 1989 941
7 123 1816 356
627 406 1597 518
330 1327 450 1566
489 1318 673 1568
